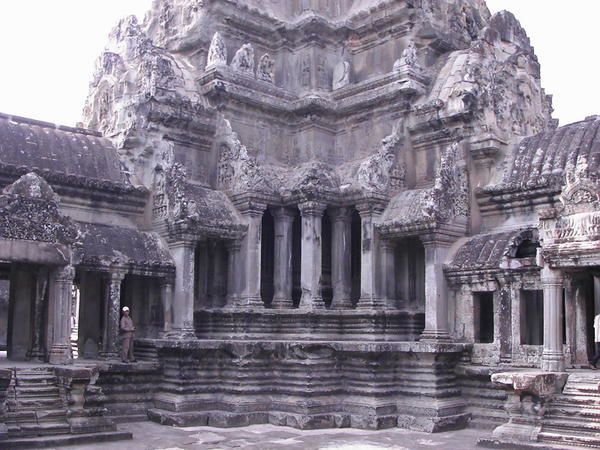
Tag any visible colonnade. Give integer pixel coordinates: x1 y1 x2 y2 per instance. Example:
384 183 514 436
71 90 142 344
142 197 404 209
163 199 455 343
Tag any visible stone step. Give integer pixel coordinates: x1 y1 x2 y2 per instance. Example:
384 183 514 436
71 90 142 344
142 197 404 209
549 403 600 419
539 429 600 449
6 408 68 423
544 416 600 433
108 413 149 424
14 397 63 409
14 385 59 397
0 430 133 449
15 376 56 386
9 422 71 438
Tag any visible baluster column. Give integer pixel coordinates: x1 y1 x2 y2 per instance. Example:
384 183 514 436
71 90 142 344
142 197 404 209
299 201 326 310
272 208 295 309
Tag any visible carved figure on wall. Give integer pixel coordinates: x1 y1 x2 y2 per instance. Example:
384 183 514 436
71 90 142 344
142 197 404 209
301 56 311 87
217 144 235 190
357 130 402 194
206 32 227 69
231 43 255 76
258 53 274 83
153 166 168 217
332 60 351 90
393 41 419 72
317 55 328 89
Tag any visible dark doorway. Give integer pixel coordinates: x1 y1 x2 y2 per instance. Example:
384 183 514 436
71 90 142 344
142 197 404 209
261 210 275 306
0 265 9 356
292 211 302 307
321 211 333 307
395 237 425 311
350 209 361 306
520 290 544 345
474 292 494 344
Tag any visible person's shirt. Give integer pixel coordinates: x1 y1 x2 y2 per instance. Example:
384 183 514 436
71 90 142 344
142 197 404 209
594 314 600 342
120 315 135 333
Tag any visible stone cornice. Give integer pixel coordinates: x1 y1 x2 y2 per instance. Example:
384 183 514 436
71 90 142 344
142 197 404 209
211 0 412 50
199 66 423 119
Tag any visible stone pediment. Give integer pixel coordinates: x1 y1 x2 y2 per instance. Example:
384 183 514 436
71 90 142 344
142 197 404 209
559 179 600 216
377 142 469 238
539 155 600 266
0 173 78 245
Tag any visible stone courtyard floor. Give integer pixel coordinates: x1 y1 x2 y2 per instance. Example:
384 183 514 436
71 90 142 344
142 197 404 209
63 422 486 450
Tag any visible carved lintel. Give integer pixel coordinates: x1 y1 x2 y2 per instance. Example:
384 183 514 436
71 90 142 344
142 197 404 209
298 201 327 217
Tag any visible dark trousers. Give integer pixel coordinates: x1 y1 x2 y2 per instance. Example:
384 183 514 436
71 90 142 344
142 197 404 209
121 332 135 362
592 342 600 366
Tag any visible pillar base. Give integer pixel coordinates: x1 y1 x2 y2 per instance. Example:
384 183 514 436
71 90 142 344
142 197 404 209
420 330 452 342
541 350 566 372
163 328 197 340
236 296 264 308
299 296 326 310
48 344 73 365
357 296 387 310
271 297 294 309
27 348 47 362
99 351 119 360
330 298 354 310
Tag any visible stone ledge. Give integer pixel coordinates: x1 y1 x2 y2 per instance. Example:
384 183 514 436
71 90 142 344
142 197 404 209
491 371 568 397
144 338 471 354
0 430 132 449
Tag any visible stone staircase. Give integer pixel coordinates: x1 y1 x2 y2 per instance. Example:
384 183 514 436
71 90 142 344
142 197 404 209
5 368 70 438
457 365 508 430
538 372 600 448
0 365 132 449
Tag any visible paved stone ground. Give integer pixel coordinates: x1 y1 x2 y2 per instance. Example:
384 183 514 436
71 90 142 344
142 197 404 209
62 422 486 450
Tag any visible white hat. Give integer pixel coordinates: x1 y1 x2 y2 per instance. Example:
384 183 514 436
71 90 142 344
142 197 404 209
122 306 130 312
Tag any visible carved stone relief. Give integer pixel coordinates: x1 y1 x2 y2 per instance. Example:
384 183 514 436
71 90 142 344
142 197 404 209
231 44 255 76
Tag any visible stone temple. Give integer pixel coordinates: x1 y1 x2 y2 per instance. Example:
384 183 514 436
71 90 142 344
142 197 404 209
0 0 599 448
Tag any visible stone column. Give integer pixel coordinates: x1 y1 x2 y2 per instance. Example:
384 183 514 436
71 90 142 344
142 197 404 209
420 236 451 341
330 207 353 309
100 270 124 359
272 208 295 309
160 278 174 335
564 276 576 366
299 201 326 310
225 240 241 307
380 238 396 309
356 202 385 309
541 267 565 372
29 266 49 361
48 265 75 365
195 241 208 310
236 202 266 308
169 240 196 338
496 274 513 364
574 280 589 365
594 275 600 315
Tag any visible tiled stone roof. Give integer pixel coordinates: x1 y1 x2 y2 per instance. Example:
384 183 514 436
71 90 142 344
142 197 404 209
488 116 600 193
75 222 173 270
0 113 128 185
446 227 538 272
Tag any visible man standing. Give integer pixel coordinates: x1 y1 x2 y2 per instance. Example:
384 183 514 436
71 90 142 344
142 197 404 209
120 306 136 363
593 312 600 369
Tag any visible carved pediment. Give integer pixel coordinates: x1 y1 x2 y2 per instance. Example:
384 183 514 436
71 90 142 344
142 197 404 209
560 179 600 215
0 173 79 245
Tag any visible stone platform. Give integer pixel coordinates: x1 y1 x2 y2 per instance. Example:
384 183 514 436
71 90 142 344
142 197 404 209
194 309 425 342
145 338 470 433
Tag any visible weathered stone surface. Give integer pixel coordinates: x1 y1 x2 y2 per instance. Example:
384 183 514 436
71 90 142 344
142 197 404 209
4 0 600 445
